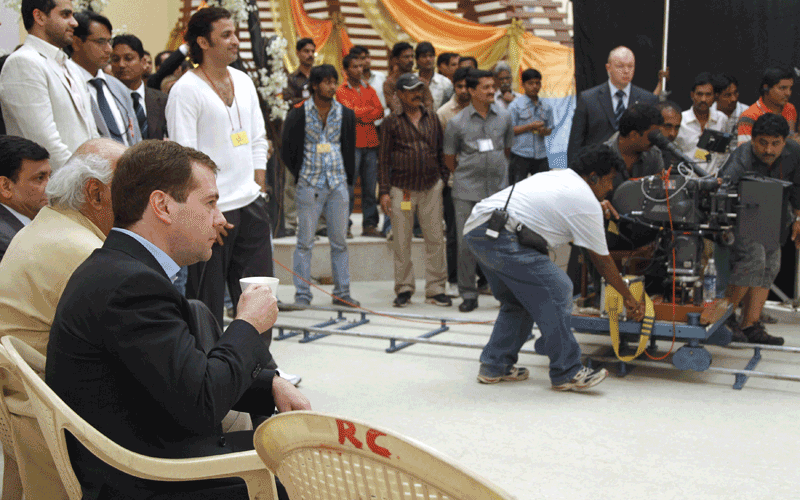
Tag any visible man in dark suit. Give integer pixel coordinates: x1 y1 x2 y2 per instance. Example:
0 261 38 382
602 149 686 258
111 34 168 140
568 46 658 163
0 135 51 262
46 140 309 499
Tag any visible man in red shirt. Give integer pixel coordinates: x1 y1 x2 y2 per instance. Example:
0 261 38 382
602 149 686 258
336 53 384 237
737 67 798 145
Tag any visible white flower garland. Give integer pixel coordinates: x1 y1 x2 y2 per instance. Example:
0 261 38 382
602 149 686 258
205 0 256 23
253 36 289 121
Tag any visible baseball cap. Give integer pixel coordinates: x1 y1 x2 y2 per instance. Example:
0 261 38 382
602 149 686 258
396 73 425 90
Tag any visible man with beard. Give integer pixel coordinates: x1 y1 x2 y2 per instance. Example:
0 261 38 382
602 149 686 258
282 64 359 307
0 0 98 170
167 7 276 338
385 42 434 115
675 72 727 175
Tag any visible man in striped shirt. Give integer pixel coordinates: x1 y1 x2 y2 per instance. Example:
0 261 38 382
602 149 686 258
379 73 451 308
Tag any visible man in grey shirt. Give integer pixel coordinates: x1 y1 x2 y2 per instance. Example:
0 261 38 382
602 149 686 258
444 69 514 312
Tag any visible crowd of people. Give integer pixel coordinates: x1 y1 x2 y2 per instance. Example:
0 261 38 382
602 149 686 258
0 0 798 497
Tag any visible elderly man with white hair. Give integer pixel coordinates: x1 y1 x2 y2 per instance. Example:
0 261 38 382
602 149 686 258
0 137 123 500
493 61 521 110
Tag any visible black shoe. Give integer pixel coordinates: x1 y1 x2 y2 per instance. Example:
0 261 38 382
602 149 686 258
278 228 296 237
316 228 328 237
725 316 747 343
743 321 784 346
425 294 452 306
332 295 360 308
459 298 478 312
393 291 412 307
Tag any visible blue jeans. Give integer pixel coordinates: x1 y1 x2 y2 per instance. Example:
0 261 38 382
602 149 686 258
293 179 351 303
465 223 583 384
350 147 379 229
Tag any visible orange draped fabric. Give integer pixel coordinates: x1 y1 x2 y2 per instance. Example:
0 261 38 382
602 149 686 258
378 0 506 68
290 2 353 59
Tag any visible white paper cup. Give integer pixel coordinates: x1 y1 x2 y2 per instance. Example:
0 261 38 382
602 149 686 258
240 277 280 296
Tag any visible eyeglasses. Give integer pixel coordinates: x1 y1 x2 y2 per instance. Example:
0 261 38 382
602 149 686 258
86 38 112 47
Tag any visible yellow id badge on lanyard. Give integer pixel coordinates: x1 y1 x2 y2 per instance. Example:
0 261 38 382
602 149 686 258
231 130 249 147
401 190 412 211
317 142 332 154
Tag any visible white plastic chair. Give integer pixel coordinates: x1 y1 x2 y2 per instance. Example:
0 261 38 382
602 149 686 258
254 411 517 500
0 344 27 500
0 335 278 500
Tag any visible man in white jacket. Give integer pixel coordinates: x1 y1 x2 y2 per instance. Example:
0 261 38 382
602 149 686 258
0 0 99 171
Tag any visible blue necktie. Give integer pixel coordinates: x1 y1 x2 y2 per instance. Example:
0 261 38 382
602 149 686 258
132 91 149 139
89 78 123 142
614 89 625 128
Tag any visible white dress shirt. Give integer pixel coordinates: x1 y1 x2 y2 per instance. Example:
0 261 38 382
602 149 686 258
608 81 632 110
0 204 31 226
78 66 129 145
366 69 387 125
427 72 453 110
675 107 727 175
0 35 98 170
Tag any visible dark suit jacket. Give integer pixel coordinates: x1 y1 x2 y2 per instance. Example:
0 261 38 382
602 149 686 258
0 204 24 262
281 102 356 185
567 81 658 163
45 230 276 499
144 86 168 140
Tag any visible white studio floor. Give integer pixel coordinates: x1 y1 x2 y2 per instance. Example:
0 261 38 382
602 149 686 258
267 279 800 500
5 251 799 498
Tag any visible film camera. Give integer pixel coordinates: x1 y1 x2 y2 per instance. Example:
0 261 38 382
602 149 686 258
610 132 793 305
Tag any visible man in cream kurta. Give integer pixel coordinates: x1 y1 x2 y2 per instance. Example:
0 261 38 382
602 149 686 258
0 0 98 170
0 206 104 354
0 137 124 500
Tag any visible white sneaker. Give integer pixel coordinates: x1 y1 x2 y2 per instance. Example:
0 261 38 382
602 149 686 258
278 369 302 387
446 283 459 298
552 366 608 391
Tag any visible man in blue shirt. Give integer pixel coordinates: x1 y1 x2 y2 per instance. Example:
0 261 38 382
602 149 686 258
507 69 553 184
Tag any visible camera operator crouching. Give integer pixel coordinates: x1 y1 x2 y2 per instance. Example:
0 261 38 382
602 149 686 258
718 113 800 345
463 144 645 392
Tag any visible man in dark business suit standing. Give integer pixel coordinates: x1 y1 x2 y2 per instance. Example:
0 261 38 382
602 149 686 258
111 34 168 140
567 46 658 164
46 140 309 500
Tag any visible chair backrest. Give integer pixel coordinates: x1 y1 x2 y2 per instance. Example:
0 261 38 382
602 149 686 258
0 335 278 500
0 346 20 457
253 411 516 500
1 337 91 499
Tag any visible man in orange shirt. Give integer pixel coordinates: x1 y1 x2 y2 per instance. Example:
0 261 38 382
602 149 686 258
336 53 384 237
737 67 797 145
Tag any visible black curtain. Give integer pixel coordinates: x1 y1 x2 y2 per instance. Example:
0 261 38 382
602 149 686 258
573 0 664 94
574 0 800 108
574 0 800 299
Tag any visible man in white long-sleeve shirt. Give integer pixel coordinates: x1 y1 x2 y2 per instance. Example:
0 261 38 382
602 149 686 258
0 0 99 171
166 7 274 334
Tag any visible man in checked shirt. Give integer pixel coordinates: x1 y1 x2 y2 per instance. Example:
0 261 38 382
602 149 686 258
379 73 451 308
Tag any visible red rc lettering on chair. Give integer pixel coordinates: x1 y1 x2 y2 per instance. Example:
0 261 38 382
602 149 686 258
336 419 391 458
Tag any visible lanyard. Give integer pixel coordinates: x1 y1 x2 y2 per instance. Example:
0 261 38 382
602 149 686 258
200 67 242 131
